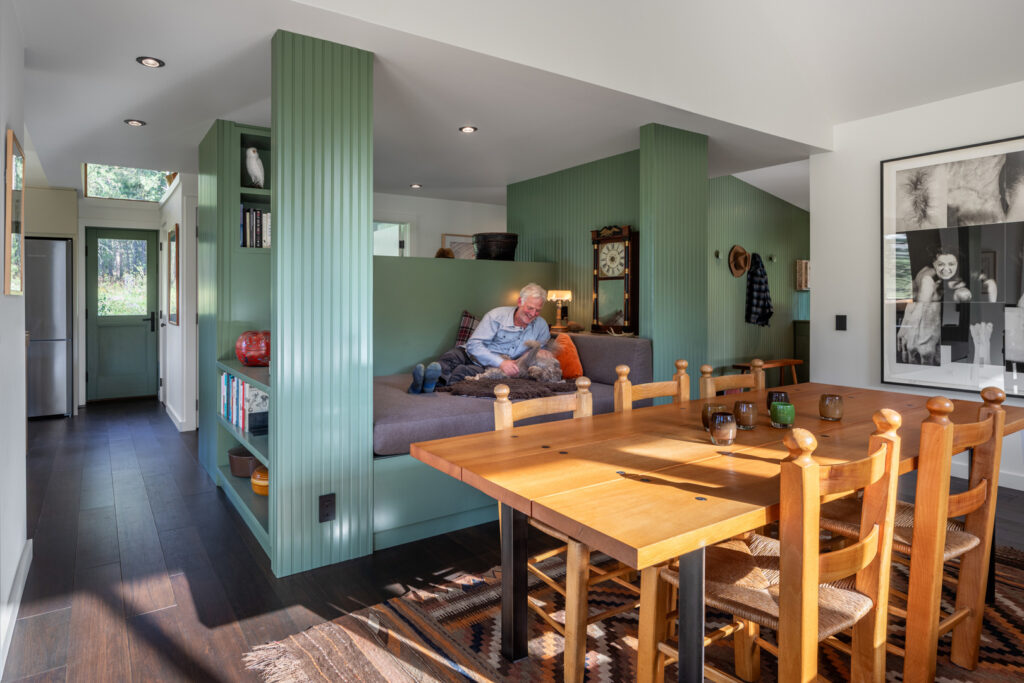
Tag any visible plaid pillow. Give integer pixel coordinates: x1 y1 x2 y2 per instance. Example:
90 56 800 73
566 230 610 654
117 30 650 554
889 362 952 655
454 310 480 348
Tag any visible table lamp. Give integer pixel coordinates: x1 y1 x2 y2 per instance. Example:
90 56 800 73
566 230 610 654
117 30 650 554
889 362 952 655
547 290 572 324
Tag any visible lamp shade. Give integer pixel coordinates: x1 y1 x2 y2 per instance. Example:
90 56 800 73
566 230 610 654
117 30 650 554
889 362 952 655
547 290 573 302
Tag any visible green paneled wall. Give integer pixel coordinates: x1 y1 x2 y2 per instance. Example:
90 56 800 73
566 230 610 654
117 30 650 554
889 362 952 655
507 125 811 395
373 257 557 375
508 151 639 327
271 31 374 575
639 124 709 389
707 176 809 380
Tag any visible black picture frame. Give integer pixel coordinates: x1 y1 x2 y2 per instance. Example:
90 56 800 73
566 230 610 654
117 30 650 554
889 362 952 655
881 134 1024 397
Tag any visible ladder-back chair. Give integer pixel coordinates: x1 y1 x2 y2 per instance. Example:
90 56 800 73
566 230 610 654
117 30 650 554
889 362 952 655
699 359 765 399
638 411 902 683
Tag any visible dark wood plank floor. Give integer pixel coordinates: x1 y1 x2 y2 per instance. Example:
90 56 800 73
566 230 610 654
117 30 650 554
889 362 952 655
3 400 506 682
3 399 1023 682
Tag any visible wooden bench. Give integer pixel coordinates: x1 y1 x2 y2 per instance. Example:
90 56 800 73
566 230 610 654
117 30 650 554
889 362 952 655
733 358 803 385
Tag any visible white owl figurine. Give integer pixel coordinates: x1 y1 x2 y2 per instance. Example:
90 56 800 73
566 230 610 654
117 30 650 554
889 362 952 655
245 147 265 188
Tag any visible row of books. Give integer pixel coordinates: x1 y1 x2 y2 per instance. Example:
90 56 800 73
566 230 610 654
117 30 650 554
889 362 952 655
240 206 272 248
221 372 269 435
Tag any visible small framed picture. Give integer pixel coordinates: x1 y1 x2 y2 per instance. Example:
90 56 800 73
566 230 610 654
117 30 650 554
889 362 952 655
881 134 1024 396
441 233 475 259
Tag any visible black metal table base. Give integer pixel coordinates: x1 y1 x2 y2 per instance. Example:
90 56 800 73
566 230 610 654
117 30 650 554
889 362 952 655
677 547 706 683
500 504 529 661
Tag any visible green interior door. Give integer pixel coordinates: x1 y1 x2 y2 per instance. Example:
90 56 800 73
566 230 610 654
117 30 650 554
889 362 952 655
86 227 159 400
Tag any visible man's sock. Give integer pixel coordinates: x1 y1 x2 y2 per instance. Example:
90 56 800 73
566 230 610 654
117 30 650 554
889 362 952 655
422 362 442 393
407 363 425 393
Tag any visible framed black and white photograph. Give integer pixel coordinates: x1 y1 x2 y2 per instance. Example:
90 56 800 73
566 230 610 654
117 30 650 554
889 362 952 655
882 134 1024 396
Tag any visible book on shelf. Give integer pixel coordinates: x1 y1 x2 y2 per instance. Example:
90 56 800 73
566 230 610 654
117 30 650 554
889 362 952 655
239 207 272 249
220 372 270 435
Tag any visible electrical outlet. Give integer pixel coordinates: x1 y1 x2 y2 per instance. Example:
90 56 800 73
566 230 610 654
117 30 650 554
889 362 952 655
319 493 336 523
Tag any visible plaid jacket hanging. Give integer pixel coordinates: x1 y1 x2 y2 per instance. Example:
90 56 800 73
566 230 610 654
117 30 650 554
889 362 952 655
745 253 773 326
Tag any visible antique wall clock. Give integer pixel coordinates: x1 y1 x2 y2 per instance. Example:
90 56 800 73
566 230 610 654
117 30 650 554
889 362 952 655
591 225 638 334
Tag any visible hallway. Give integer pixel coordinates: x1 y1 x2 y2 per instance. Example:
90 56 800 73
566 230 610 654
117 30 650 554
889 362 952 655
2 400 502 682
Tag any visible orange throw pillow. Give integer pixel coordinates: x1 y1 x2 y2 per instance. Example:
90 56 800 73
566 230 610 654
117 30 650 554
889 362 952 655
551 334 583 380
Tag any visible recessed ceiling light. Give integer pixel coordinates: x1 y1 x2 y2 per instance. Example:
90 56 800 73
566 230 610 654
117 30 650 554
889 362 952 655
136 56 165 68
458 126 478 134
124 119 146 127
410 183 422 189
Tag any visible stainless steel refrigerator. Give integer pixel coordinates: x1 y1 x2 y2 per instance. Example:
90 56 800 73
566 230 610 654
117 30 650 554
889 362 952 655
26 237 73 417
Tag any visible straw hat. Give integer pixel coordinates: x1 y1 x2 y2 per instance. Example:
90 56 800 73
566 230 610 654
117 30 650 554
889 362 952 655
728 245 750 277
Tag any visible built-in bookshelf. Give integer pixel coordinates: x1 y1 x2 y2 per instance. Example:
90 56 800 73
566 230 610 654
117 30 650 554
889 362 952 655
198 120 274 557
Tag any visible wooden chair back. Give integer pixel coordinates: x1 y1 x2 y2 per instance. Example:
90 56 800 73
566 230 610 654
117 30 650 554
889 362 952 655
778 410 901 681
903 387 1005 680
613 360 689 412
699 358 765 398
493 376 593 430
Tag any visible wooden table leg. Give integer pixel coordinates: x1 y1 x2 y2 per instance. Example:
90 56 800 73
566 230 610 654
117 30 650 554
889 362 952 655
676 548 705 683
500 503 529 661
790 364 799 385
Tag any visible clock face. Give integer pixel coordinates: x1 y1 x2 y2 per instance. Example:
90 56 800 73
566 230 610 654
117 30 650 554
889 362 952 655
599 242 626 277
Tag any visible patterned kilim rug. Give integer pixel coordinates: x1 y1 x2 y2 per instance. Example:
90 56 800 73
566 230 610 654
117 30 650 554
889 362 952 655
245 548 1024 682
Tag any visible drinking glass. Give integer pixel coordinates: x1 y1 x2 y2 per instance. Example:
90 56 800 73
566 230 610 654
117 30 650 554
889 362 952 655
701 403 728 431
733 401 757 430
710 412 737 446
819 394 844 421
770 401 795 428
766 390 789 411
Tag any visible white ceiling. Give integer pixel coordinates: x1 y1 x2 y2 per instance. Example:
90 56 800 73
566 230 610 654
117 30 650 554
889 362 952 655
14 0 1024 208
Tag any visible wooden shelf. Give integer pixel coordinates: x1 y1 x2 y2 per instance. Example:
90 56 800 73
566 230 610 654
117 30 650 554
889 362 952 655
218 465 270 554
240 188 270 203
216 359 271 393
217 415 269 467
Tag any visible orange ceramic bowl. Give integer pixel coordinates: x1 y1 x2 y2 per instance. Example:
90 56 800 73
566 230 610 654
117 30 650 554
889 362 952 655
251 466 269 496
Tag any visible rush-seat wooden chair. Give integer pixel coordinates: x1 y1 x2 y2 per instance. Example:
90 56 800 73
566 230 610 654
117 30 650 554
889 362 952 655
638 411 902 683
494 377 638 683
820 388 1005 683
699 359 765 399
613 360 690 412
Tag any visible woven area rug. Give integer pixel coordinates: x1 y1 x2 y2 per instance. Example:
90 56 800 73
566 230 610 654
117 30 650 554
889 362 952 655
245 549 1024 682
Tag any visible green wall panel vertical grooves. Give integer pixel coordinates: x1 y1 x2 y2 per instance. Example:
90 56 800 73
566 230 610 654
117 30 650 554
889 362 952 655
272 31 374 575
639 124 709 389
509 151 639 325
707 176 809 377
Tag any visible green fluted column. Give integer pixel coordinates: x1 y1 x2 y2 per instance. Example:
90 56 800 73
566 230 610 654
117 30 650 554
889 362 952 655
271 31 374 575
639 124 709 394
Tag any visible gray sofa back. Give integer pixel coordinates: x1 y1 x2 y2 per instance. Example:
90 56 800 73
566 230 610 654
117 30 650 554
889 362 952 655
373 333 655 456
568 333 652 386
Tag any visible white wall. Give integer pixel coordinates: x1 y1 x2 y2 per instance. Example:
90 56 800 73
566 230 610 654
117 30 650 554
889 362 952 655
0 1 31 676
158 174 198 431
373 192 505 258
76 196 162 407
24 187 78 414
810 78 1024 490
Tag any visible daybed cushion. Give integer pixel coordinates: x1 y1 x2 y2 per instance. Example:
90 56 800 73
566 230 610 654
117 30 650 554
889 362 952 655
373 334 653 456
373 373 615 456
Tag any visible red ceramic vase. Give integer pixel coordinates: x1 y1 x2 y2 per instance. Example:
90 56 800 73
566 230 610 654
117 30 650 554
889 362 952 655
235 330 270 367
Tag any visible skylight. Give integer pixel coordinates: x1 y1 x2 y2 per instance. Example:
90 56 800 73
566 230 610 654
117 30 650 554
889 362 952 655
85 163 173 202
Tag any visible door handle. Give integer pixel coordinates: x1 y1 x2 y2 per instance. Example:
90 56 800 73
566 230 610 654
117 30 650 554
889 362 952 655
143 311 155 332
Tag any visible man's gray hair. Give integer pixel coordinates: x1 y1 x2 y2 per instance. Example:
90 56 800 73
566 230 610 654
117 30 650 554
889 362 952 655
520 282 547 302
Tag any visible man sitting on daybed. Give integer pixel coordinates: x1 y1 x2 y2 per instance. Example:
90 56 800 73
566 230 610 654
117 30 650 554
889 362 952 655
408 282 553 393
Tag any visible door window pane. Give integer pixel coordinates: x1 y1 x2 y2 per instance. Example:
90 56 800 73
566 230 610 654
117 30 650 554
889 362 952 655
97 238 147 315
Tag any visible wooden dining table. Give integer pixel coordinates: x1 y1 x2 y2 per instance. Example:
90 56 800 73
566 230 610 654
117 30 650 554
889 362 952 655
410 382 1024 683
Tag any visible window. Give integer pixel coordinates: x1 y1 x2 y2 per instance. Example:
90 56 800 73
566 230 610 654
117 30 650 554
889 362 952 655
85 163 172 202
96 238 148 315
373 221 410 256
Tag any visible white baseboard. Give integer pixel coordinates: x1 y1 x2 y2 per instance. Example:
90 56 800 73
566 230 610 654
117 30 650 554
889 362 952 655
951 463 1024 492
165 402 196 432
0 540 33 679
